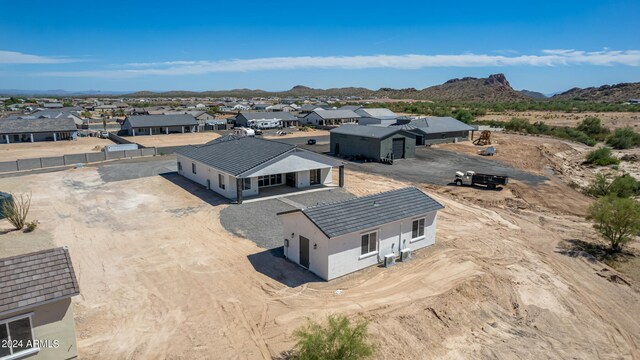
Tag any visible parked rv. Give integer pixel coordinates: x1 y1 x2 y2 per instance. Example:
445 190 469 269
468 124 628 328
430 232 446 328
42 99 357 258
233 127 256 137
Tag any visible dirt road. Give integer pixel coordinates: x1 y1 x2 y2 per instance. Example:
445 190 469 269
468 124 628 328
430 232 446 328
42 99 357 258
0 135 637 359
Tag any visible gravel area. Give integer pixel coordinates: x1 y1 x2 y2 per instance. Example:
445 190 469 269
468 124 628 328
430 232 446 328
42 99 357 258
220 188 355 249
97 156 177 182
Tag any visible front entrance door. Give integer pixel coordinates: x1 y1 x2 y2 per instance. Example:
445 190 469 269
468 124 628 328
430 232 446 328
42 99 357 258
286 172 296 187
299 236 310 268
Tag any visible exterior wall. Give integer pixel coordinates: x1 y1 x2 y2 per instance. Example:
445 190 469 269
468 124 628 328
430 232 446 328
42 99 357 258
281 212 330 280
1 131 78 143
281 211 438 280
423 131 470 145
380 133 416 159
358 117 397 126
176 155 237 199
1 298 78 360
330 133 380 160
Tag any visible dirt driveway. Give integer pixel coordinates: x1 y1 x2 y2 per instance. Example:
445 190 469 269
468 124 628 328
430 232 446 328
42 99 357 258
0 137 115 161
0 157 638 359
127 132 221 147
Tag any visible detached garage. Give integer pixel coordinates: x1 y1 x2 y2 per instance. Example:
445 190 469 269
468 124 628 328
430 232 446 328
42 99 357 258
329 124 416 162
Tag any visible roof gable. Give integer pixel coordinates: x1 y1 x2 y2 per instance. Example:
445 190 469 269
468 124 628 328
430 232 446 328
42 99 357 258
0 247 80 315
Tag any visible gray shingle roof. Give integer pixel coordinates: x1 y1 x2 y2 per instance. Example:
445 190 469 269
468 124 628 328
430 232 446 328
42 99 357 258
291 187 444 238
238 112 298 121
176 136 295 176
0 247 80 315
330 124 403 139
312 109 360 120
125 114 198 128
393 117 475 134
355 108 398 120
0 117 77 134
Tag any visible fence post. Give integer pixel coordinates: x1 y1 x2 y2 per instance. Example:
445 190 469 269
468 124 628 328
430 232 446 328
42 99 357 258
85 153 89 163
15 160 19 171
40 158 43 169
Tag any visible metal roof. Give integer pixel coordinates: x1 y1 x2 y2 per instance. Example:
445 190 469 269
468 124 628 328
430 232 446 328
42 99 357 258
289 187 444 238
176 136 296 176
125 114 198 128
0 117 77 134
311 109 361 120
355 108 398 120
238 111 298 121
330 124 405 139
393 117 475 134
0 247 80 316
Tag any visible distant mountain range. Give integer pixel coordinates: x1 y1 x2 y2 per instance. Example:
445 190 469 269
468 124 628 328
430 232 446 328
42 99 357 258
2 75 639 102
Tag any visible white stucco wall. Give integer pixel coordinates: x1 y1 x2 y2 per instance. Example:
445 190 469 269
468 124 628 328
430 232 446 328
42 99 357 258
176 155 258 200
280 210 439 280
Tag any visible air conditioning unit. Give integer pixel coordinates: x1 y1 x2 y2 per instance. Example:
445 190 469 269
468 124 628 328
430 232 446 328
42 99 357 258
384 254 396 267
400 248 412 262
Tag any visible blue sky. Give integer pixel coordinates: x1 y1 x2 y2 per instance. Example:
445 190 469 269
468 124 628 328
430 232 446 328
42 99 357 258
1 0 639 93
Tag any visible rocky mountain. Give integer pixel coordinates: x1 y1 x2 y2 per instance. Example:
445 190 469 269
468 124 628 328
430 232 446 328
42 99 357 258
552 82 640 102
519 89 547 99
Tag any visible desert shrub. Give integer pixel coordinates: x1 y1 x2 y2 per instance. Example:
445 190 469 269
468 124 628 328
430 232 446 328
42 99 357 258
587 173 612 197
1 193 31 230
585 147 620 166
606 127 640 149
24 220 39 233
452 109 474 124
588 195 640 252
292 315 374 360
577 117 609 136
609 174 640 198
504 118 531 132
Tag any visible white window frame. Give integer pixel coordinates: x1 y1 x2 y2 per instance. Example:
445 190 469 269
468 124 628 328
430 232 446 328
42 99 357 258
359 230 379 259
410 217 426 243
0 312 40 360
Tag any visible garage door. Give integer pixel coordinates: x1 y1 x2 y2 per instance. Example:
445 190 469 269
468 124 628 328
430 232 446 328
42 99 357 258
392 138 405 159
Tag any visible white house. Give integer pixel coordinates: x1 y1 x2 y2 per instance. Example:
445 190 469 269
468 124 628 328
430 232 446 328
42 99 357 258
175 136 345 203
278 187 444 280
300 109 360 127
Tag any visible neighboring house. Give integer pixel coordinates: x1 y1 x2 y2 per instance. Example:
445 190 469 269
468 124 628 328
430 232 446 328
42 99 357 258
339 105 362 112
0 117 78 143
278 187 444 280
235 112 299 128
329 124 416 161
0 247 81 359
298 104 330 114
252 103 271 111
8 109 83 127
628 99 640 105
391 117 475 145
175 135 344 203
266 104 295 112
301 109 360 126
355 108 399 126
42 103 63 109
121 114 199 136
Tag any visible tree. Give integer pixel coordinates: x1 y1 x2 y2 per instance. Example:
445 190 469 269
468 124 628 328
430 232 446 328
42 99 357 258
292 315 374 360
452 109 473 124
577 116 607 136
588 195 640 252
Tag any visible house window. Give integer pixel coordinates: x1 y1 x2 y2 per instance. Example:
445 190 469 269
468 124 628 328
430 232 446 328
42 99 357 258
241 178 251 190
257 174 282 187
191 163 196 174
218 174 225 190
0 314 36 358
177 162 182 172
310 169 321 185
360 231 377 255
412 218 425 240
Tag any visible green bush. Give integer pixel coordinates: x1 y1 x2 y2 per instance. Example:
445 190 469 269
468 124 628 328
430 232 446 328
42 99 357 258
585 147 620 166
292 315 374 360
606 127 640 149
24 220 39 233
587 173 640 198
588 195 640 252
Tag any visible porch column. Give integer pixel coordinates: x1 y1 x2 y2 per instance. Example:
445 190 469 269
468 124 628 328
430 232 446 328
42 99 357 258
30 133 34 142
339 165 345 187
165 127 169 134
181 126 185 133
132 128 136 136
149 127 153 135
5 135 9 144
236 178 243 204
53 133 57 142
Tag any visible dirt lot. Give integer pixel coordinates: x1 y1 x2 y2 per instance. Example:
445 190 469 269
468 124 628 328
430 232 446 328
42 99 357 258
477 111 640 130
0 137 115 161
0 133 638 359
128 132 221 147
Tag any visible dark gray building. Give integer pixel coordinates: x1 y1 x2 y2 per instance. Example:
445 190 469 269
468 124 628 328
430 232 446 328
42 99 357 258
392 117 475 145
121 114 199 136
330 124 416 162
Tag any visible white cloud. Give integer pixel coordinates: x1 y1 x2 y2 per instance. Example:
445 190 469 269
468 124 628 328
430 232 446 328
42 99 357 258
38 49 640 77
0 50 80 64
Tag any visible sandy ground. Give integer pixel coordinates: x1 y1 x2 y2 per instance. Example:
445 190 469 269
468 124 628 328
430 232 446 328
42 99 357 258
128 132 221 147
263 129 329 140
0 133 638 359
0 137 115 162
477 111 640 130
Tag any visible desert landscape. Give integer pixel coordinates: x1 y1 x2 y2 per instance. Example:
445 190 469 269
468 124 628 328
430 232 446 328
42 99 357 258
0 132 638 359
